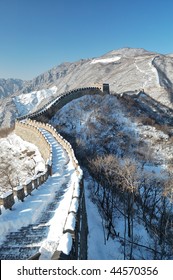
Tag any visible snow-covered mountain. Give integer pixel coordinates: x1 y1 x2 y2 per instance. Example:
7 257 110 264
13 86 57 116
0 47 173 127
0 78 24 99
19 47 173 101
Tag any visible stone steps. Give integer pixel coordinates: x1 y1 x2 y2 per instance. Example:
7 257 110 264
0 128 70 260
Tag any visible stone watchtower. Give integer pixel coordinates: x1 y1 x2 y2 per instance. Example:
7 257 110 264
102 83 110 94
94 83 110 94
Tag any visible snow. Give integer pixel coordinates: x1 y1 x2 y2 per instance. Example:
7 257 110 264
134 58 160 89
25 178 31 185
56 232 72 255
73 183 80 197
13 86 57 116
1 92 173 259
64 212 76 232
0 191 13 199
85 185 120 259
151 58 160 85
69 197 79 213
90 56 121 64
13 185 23 191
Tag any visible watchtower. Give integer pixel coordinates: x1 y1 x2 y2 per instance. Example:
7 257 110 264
93 83 110 94
103 83 110 94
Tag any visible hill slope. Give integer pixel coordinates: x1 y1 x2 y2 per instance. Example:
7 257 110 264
0 79 24 99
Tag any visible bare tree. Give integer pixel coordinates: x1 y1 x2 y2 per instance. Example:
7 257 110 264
88 154 139 259
0 158 20 193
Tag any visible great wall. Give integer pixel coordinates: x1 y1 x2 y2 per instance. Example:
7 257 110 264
0 84 109 260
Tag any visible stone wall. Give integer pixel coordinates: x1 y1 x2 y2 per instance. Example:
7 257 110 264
26 120 81 173
51 178 88 260
32 87 103 123
17 86 105 123
15 121 51 162
0 169 51 214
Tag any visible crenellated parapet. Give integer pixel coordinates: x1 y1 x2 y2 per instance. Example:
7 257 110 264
0 171 51 214
17 85 109 123
25 119 81 175
51 178 88 260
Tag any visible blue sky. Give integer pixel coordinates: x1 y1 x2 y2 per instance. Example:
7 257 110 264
0 0 172 80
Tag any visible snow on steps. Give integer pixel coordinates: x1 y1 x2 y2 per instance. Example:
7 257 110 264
25 120 84 259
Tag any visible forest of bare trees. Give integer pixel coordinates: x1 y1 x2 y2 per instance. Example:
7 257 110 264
86 154 173 259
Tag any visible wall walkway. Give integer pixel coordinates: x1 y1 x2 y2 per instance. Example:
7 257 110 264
0 85 109 259
0 122 86 259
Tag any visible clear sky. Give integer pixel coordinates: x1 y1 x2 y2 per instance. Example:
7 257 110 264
0 0 172 80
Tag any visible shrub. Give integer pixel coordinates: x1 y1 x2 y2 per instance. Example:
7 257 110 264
138 116 155 126
0 125 14 138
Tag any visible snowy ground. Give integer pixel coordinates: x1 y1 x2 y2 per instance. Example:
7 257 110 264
85 179 121 260
0 129 80 259
85 176 155 260
0 133 46 195
90 56 121 64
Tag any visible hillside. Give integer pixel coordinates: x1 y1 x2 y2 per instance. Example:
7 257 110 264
49 93 173 259
0 48 173 127
0 78 24 99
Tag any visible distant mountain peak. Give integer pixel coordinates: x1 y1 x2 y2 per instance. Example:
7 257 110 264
103 47 156 58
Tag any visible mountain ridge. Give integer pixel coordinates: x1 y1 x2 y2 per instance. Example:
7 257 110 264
0 47 173 127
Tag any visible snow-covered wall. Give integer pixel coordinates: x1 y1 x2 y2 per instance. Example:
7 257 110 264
14 119 87 259
27 120 81 174
51 178 88 260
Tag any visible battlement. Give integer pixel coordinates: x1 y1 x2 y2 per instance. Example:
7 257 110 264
17 84 109 123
